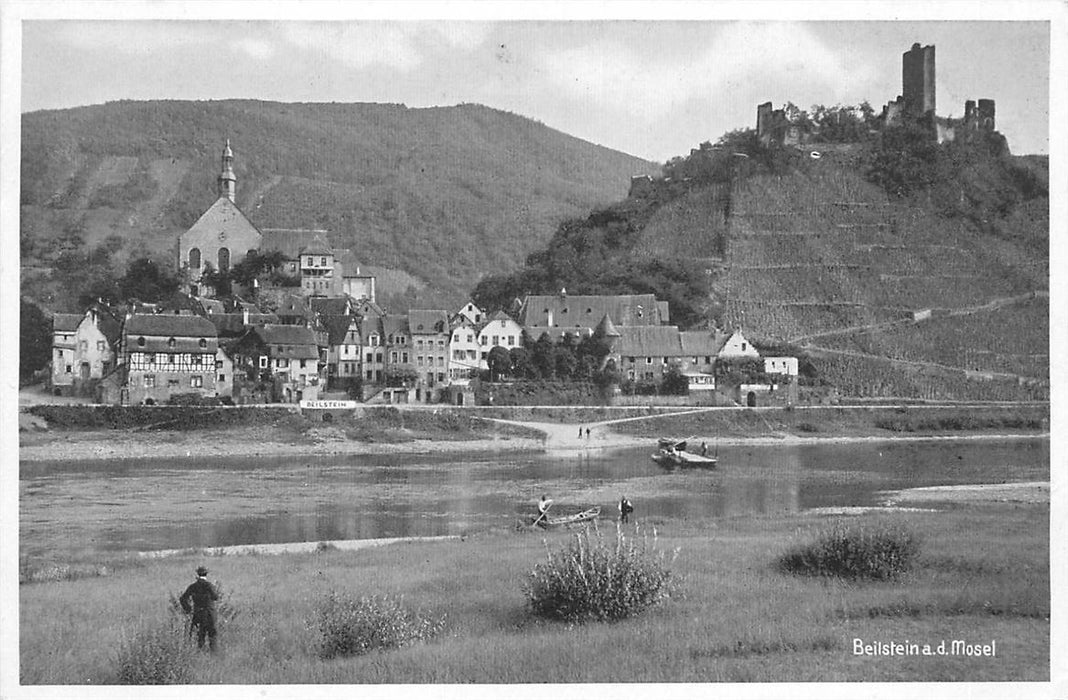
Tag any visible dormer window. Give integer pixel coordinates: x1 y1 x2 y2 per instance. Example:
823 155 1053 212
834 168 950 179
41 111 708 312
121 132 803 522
198 339 207 348
137 337 146 347
168 337 176 348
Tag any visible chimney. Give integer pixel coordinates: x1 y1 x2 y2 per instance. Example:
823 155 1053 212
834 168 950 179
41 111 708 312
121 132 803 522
243 307 250 326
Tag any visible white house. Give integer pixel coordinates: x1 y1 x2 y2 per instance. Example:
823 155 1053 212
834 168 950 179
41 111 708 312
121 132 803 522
764 357 799 377
448 317 482 382
717 330 759 360
476 311 523 369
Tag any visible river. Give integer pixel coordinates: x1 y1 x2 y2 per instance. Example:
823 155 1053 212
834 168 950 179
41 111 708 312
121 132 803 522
19 437 1048 561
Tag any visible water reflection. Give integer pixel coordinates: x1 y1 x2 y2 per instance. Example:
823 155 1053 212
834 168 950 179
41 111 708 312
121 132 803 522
20 437 1048 557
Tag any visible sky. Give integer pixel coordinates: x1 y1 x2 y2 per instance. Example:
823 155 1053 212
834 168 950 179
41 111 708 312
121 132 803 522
16 12 1052 162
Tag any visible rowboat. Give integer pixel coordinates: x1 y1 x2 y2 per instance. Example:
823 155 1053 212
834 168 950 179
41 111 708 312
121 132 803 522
652 438 717 468
533 506 601 528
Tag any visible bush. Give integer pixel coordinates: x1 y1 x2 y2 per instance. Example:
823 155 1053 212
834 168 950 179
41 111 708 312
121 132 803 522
779 522 920 580
114 610 195 684
525 523 679 623
314 592 445 659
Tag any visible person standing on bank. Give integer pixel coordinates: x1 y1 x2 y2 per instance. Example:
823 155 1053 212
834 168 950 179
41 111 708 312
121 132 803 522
179 565 220 651
619 496 634 523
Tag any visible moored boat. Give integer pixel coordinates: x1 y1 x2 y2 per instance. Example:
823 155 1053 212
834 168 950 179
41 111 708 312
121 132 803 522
652 438 717 468
533 506 601 528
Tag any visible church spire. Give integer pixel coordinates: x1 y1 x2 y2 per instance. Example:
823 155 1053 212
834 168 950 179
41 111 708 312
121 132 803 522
218 139 236 202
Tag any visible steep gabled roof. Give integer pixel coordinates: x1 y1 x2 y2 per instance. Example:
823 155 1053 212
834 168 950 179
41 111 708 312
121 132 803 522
184 197 262 245
615 326 684 357
593 313 621 338
124 314 218 338
53 313 82 333
381 314 410 339
519 293 666 328
310 297 351 316
409 309 449 334
679 330 725 356
89 305 124 346
255 324 320 359
320 314 359 346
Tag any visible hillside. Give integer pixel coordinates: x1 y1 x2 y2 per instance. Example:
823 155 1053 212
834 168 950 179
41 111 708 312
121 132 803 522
474 132 1049 401
20 100 657 311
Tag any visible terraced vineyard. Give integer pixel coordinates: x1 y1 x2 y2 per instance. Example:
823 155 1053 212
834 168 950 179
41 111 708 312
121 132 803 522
711 155 1048 401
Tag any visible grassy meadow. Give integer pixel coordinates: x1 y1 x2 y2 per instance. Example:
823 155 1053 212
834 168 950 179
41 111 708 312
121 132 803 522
20 502 1048 684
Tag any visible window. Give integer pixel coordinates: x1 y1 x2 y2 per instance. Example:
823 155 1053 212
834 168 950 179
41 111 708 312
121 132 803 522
168 338 176 348
402 352 409 363
480 337 487 346
453 333 460 342
278 359 289 368
390 351 398 363
628 357 635 363
219 374 226 383
741 342 747 351
57 349 64 359
199 338 207 348
416 339 424 348
507 336 515 345
320 257 327 266
467 334 473 343
189 248 201 268
705 356 711 364
138 337 146 347
218 247 230 271
79 340 88 351
259 356 268 369
367 370 373 380
168 379 179 388
492 335 499 345
144 375 156 388
417 356 424 366
646 357 653 364
97 340 106 352
65 364 72 374
190 375 203 388
300 359 307 369
168 354 175 365
376 353 383 363
366 353 373 363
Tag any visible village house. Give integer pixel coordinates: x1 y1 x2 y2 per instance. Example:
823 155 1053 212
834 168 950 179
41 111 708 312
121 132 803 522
476 310 524 368
409 310 450 395
49 313 81 395
448 315 483 382
228 324 324 403
360 316 386 385
48 305 123 397
319 314 361 390
456 301 484 325
381 314 414 385
518 292 669 342
113 313 220 405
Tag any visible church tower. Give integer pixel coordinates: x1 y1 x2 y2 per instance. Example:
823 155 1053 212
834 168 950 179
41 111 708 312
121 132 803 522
218 139 236 202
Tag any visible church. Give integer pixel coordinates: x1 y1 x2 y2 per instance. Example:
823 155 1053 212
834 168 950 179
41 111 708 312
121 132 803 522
176 141 375 301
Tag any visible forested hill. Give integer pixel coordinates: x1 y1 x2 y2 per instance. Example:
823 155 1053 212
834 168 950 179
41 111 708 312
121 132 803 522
20 99 658 311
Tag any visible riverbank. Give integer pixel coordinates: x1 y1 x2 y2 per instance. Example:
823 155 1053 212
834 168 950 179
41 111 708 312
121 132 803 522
20 502 1050 683
18 402 1049 462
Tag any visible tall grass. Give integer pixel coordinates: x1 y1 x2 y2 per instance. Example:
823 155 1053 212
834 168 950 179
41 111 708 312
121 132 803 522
313 592 446 659
114 608 195 684
525 523 679 622
779 522 919 580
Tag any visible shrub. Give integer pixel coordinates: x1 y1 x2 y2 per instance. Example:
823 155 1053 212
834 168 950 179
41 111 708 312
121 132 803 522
779 522 920 580
314 592 445 659
114 610 195 684
525 523 679 623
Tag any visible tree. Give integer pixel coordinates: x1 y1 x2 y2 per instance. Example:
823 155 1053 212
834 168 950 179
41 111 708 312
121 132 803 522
20 299 52 382
509 346 536 379
487 346 511 382
660 364 689 396
199 262 232 298
118 257 179 302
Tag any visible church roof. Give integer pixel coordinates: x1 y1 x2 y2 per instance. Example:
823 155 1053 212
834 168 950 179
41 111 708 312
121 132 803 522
182 197 262 246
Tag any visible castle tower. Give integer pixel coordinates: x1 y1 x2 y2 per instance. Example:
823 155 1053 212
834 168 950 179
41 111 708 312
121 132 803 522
902 43 936 118
218 139 236 202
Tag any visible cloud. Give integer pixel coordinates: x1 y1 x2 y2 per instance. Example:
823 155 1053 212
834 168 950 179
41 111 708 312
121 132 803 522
538 22 878 123
277 22 489 73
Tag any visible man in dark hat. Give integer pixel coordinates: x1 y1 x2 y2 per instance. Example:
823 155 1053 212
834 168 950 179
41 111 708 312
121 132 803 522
179 565 220 651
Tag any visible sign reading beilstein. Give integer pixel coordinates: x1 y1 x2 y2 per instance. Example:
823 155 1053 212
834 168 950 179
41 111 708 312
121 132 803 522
299 400 358 410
